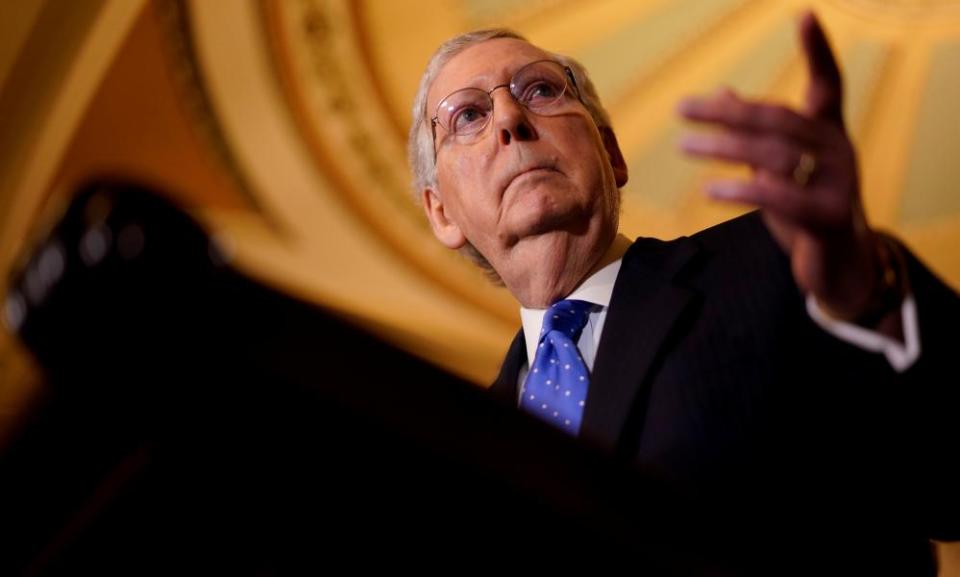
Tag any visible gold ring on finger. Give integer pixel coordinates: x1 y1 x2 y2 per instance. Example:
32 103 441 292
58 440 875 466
792 151 817 187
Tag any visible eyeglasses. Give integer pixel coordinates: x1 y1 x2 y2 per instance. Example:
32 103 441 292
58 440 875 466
431 59 583 147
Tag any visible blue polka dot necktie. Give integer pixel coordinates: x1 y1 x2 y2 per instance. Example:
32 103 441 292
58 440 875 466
520 299 592 436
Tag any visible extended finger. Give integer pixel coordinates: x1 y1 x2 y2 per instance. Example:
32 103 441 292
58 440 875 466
680 130 811 177
704 177 822 225
799 10 844 125
678 90 820 145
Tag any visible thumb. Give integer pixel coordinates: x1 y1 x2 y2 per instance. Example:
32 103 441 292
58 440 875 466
800 10 844 125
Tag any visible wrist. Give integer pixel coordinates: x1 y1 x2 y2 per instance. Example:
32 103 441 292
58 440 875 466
818 233 907 328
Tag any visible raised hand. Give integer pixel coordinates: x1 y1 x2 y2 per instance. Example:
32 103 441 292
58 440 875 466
677 10 899 331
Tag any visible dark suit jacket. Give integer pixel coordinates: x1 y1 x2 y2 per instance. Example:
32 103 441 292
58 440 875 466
491 212 959 574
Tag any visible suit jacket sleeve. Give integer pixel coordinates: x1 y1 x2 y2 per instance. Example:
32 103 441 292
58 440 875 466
895 241 960 541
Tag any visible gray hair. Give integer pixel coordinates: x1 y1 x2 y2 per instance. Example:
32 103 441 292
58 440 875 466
407 28 614 282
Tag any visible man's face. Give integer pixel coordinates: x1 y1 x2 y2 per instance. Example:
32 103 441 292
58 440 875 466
422 38 627 291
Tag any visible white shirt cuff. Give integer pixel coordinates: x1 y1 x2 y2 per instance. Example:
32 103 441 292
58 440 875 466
805 293 921 373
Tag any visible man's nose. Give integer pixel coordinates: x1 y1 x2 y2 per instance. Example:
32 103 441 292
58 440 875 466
490 88 536 146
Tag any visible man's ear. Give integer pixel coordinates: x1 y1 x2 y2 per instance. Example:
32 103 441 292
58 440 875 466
600 126 629 187
422 187 467 249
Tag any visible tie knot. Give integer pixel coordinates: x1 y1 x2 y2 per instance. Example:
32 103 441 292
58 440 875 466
541 299 592 342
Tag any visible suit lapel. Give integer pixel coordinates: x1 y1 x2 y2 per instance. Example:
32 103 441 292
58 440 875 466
490 329 525 406
580 236 700 454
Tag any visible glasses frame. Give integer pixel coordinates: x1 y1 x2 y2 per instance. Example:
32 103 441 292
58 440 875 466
430 60 586 152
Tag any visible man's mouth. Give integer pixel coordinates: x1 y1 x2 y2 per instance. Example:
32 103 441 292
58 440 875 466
504 164 560 194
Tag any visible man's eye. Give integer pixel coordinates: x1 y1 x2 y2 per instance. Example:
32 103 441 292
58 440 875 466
521 81 561 104
451 106 487 133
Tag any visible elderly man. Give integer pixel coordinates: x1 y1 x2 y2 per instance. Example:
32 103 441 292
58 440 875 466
409 10 957 573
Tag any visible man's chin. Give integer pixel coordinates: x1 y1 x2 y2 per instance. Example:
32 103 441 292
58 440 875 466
507 211 591 246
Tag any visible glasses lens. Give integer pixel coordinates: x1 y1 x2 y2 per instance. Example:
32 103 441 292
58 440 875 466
510 61 568 110
437 89 492 135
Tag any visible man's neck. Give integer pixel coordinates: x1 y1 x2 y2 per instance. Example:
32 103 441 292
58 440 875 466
508 233 631 308
588 233 631 280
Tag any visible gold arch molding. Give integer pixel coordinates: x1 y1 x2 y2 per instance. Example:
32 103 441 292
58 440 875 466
185 0 960 381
